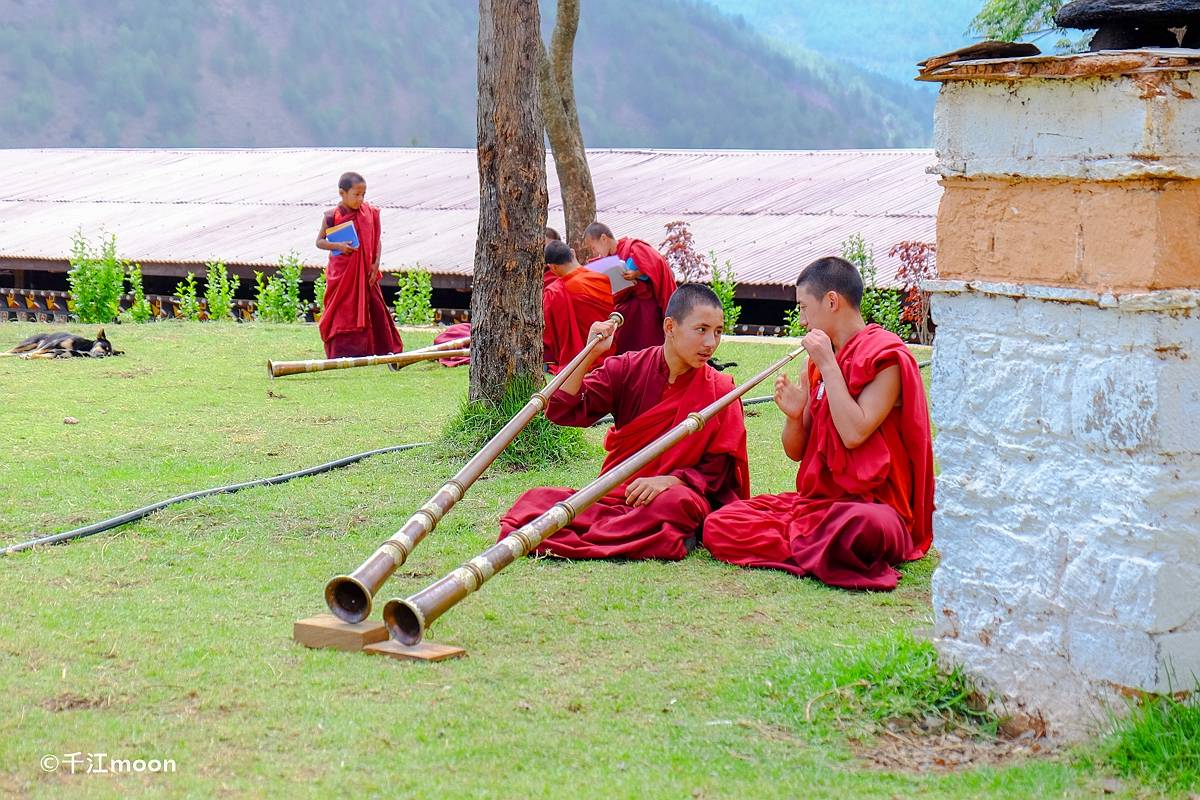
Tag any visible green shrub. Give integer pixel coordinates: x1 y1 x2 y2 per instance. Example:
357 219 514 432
441 375 589 470
782 307 807 338
174 272 202 321
313 268 327 310
393 266 436 326
841 234 911 340
203 259 240 321
707 252 741 334
67 229 127 324
123 262 154 323
255 252 305 323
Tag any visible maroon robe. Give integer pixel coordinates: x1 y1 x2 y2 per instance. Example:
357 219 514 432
703 325 934 591
499 346 749 560
434 322 472 367
318 202 404 359
605 238 677 355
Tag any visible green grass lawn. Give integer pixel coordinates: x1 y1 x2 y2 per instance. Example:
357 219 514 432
0 322 1122 798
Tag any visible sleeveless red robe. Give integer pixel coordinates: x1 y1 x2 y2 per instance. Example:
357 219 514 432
318 201 404 359
703 325 934 590
499 347 749 560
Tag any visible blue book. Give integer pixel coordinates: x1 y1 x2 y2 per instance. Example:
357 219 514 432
325 220 360 249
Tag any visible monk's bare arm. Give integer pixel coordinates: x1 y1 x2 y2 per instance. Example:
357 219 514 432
557 318 617 396
821 363 901 450
316 218 354 254
775 369 812 461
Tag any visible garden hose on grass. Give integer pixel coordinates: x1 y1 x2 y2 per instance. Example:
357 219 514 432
3 442 433 555
5 361 932 555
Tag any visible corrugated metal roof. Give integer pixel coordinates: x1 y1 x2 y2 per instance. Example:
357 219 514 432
0 147 938 289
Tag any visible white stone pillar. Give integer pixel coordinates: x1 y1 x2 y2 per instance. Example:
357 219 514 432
924 52 1200 737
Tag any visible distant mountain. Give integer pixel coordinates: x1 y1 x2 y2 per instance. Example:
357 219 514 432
707 0 983 86
0 0 936 150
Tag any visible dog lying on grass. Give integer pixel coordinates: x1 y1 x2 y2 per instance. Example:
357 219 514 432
1 329 123 359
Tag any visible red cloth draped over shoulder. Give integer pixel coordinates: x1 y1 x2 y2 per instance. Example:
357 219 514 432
318 202 403 359
802 325 933 559
597 356 749 506
610 238 677 355
434 322 472 367
498 349 749 560
702 325 933 590
543 268 615 374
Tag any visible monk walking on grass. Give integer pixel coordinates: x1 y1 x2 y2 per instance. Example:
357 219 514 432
315 171 404 359
499 284 748 560
703 256 934 590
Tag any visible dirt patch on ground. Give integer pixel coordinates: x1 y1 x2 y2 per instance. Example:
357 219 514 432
39 692 117 712
850 718 1056 772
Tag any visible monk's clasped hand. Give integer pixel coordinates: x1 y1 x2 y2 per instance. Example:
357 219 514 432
801 329 835 367
589 320 618 354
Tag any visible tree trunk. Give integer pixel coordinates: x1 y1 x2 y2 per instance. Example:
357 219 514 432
539 0 595 256
470 0 548 405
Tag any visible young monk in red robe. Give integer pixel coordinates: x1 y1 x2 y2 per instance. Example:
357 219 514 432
315 171 404 359
703 257 934 591
542 240 615 374
499 284 749 560
582 222 677 356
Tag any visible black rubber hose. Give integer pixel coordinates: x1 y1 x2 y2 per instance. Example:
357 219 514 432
3 441 432 555
7 360 935 554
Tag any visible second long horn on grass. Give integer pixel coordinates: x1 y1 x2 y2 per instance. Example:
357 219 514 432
267 336 471 378
381 343 807 646
323 313 625 623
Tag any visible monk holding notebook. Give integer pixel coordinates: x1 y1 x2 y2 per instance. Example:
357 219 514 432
499 284 748 560
315 171 404 359
582 222 676 356
542 240 615 374
703 257 934 591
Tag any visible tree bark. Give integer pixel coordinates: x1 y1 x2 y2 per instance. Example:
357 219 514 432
470 0 549 404
538 0 595 256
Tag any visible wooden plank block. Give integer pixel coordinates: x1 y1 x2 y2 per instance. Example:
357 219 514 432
362 639 467 662
293 613 388 652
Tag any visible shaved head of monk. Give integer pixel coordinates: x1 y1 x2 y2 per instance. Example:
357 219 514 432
582 222 617 260
663 283 724 371
794 256 865 336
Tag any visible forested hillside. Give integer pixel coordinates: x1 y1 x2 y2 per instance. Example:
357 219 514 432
0 0 936 150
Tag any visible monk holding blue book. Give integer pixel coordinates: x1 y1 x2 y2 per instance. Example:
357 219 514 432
315 171 404 359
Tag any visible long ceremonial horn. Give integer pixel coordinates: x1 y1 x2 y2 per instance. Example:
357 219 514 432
324 312 625 623
267 336 470 378
381 343 807 645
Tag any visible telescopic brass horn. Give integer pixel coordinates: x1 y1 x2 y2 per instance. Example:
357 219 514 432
382 344 807 645
267 336 470 378
324 313 624 623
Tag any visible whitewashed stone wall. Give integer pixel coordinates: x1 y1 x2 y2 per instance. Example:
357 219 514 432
933 73 1200 180
929 280 1200 735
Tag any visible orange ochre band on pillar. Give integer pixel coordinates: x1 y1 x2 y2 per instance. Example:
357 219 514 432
936 176 1200 293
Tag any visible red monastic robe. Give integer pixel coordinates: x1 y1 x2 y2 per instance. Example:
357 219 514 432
605 238 677 355
543 268 616 374
434 322 472 367
318 202 404 359
499 347 749 560
703 325 934 591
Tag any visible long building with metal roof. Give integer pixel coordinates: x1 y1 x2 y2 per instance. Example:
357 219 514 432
0 147 938 304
